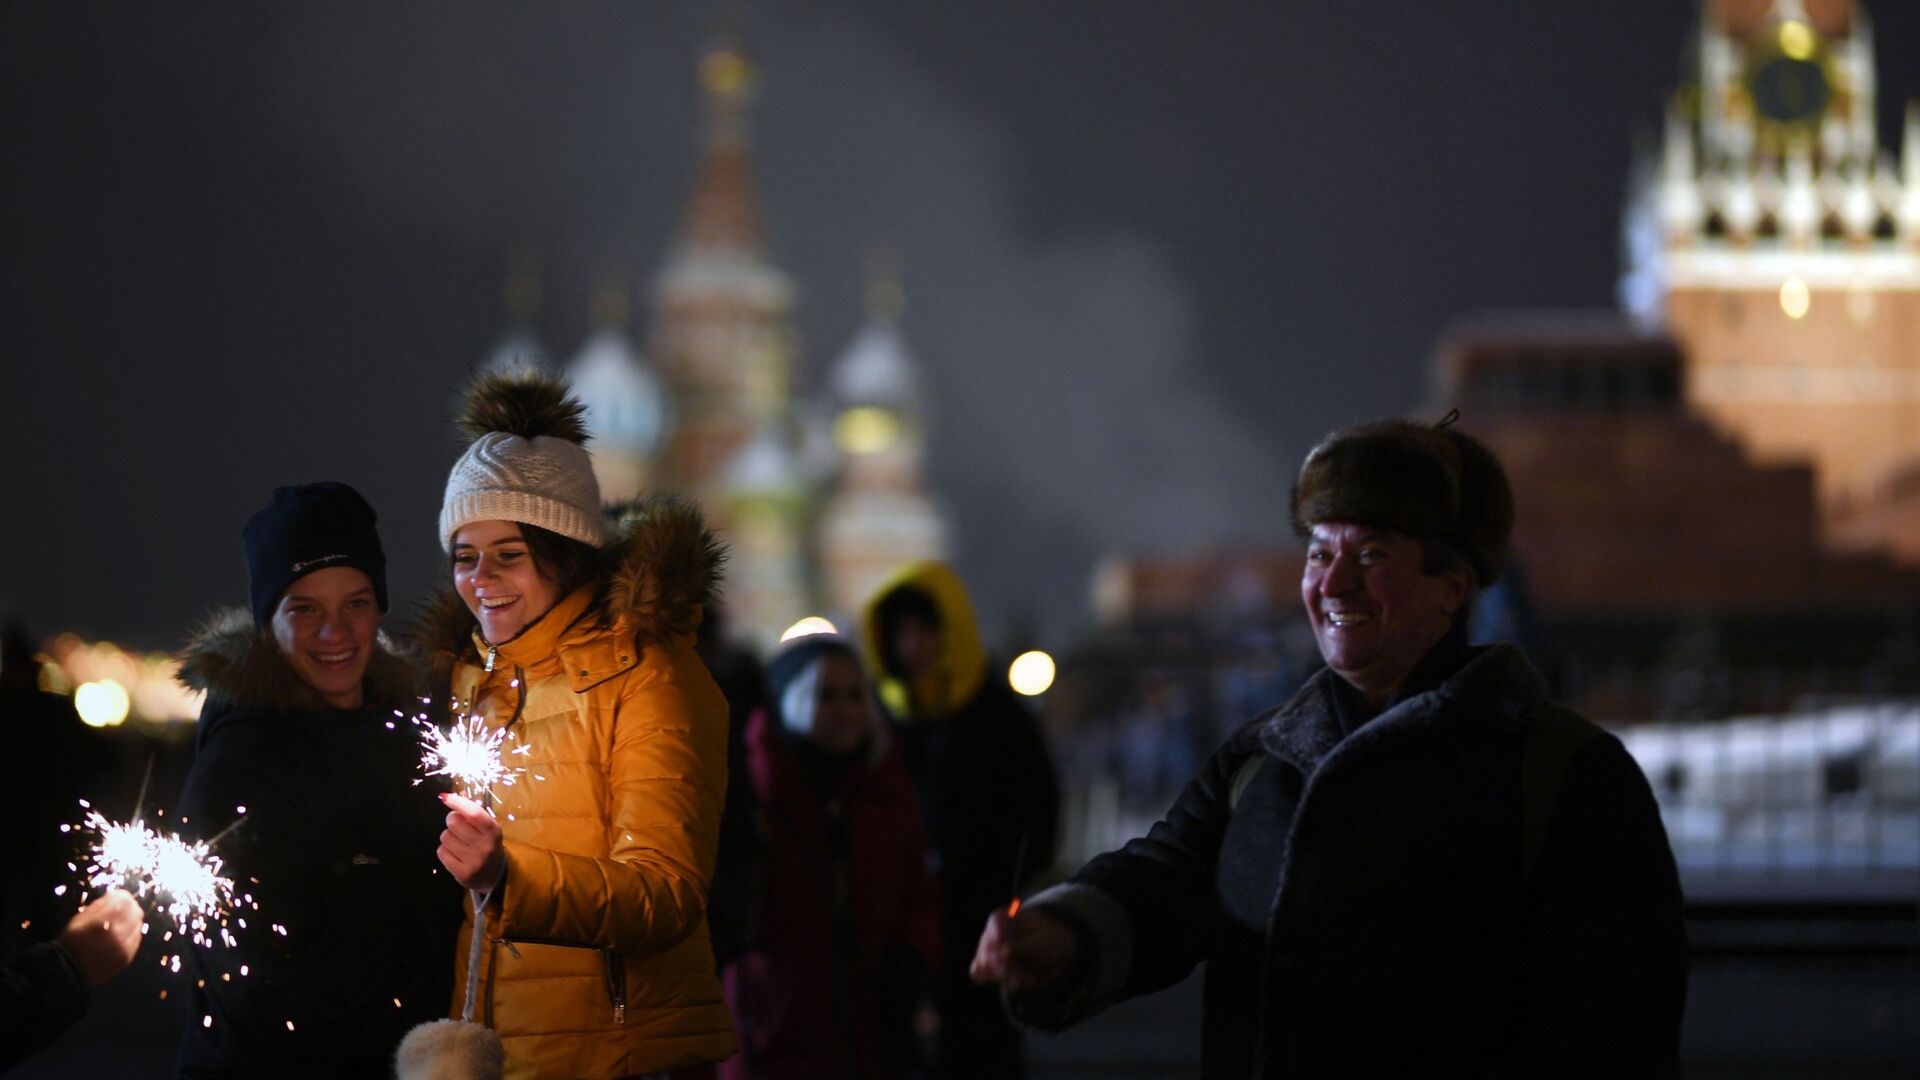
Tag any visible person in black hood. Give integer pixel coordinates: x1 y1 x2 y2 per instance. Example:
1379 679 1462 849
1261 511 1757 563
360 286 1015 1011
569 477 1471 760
172 482 460 1078
972 420 1688 1078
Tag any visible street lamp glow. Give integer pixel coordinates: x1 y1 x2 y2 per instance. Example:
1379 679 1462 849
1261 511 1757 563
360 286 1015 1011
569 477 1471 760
1008 651 1056 697
75 679 131 728
780 616 838 643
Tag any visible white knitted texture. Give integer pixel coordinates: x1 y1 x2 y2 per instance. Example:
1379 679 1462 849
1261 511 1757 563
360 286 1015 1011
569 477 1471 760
439 432 607 550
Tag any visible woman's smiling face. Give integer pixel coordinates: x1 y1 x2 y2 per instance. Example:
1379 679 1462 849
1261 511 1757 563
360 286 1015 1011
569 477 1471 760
452 520 560 645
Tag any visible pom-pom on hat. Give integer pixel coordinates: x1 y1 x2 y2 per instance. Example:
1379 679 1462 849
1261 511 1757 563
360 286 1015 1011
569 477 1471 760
1289 415 1515 587
243 482 388 627
439 371 607 551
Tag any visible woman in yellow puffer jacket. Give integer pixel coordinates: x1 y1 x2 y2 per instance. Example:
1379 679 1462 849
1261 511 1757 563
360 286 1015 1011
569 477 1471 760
412 372 736 1079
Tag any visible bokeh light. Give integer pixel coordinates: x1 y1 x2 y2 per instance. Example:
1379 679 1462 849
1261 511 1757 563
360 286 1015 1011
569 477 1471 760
74 679 131 728
780 616 839 642
1008 650 1057 696
832 406 901 455
1779 277 1811 319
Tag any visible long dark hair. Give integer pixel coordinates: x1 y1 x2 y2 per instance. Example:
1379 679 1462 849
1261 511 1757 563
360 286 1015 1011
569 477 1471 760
521 524 609 608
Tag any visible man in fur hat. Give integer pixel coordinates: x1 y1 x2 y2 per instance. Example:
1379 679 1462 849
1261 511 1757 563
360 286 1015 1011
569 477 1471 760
970 419 1688 1077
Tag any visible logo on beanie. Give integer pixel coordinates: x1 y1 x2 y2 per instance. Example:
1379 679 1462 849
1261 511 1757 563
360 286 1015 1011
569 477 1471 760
289 553 350 575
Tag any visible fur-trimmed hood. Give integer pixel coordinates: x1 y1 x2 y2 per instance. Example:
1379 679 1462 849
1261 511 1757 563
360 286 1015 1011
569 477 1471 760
413 494 724 668
176 608 420 748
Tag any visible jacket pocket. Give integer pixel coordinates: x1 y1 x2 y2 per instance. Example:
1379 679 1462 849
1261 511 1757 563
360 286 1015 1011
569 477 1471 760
493 936 627 1028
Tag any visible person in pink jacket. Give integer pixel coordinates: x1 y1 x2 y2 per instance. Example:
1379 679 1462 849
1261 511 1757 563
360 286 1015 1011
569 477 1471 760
721 633 941 1080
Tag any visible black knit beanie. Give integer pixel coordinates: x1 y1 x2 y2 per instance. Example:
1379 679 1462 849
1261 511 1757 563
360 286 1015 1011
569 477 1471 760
242 482 389 626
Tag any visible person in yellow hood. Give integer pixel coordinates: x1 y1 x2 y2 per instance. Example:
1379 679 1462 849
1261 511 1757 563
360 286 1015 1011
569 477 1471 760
860 561 1059 1080
406 372 736 1080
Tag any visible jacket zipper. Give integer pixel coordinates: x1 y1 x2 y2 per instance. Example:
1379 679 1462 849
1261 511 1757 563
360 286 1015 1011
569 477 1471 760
494 936 626 1025
604 949 627 1025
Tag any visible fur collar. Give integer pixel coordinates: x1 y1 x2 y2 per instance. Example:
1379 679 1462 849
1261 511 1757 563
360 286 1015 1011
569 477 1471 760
411 494 724 667
175 608 418 715
1247 643 1549 775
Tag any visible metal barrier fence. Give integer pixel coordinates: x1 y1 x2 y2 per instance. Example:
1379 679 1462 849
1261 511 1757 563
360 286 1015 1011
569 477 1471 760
1052 699 1920 890
1620 700 1920 881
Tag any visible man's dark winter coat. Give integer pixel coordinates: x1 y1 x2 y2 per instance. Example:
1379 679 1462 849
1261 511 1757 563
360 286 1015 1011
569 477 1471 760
172 611 460 1079
1018 643 1687 1078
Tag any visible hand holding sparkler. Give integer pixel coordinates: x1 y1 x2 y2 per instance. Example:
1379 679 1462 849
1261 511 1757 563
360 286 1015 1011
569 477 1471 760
72 798 244 954
437 792 505 893
57 888 143 988
417 707 517 893
969 904 1077 992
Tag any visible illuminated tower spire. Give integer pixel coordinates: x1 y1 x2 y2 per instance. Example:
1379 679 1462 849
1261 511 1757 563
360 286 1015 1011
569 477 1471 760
650 34 798 501
648 32 813 644
817 255 951 622
1641 0 1920 563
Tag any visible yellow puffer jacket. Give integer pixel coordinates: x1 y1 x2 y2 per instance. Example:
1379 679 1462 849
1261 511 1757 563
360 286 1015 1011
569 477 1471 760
423 498 736 1078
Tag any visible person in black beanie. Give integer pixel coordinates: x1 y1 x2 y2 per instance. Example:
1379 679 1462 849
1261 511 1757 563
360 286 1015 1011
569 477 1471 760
173 482 460 1079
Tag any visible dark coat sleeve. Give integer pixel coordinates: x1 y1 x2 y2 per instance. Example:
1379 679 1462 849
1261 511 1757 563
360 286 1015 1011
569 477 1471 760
0 940 89 1070
1008 742 1247 1030
1073 743 1242 997
1507 732 1688 1078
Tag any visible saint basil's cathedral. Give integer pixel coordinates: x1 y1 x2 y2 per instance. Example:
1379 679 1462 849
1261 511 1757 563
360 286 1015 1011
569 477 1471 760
479 40 949 651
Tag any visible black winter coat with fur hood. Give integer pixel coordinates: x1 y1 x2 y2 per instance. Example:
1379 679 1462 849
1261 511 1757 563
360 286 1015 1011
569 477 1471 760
172 611 461 1079
1014 643 1687 1078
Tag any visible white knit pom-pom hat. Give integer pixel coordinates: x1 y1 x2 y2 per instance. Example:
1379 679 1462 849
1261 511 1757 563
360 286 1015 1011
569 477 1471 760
439 372 608 551
439 432 606 550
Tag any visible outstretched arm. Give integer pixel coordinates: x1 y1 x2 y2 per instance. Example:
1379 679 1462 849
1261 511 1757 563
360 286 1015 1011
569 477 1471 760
985 742 1251 1030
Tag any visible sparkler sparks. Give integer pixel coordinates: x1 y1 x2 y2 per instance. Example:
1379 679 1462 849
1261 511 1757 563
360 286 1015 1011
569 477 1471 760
75 807 241 950
416 710 521 799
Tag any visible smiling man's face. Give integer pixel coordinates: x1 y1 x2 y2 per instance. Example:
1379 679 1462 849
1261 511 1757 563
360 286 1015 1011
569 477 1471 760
1300 521 1468 707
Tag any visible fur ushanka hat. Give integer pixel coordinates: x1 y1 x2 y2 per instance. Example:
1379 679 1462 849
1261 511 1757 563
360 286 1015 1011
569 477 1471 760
1289 416 1515 587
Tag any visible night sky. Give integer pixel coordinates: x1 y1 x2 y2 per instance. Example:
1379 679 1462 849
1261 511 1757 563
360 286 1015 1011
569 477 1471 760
7 2 1919 651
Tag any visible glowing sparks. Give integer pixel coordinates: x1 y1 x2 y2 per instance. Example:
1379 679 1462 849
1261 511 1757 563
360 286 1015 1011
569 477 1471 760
416 711 522 799
74 807 241 952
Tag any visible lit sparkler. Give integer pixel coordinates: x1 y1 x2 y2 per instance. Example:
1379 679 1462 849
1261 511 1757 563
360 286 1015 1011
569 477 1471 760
415 709 521 799
73 801 241 949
